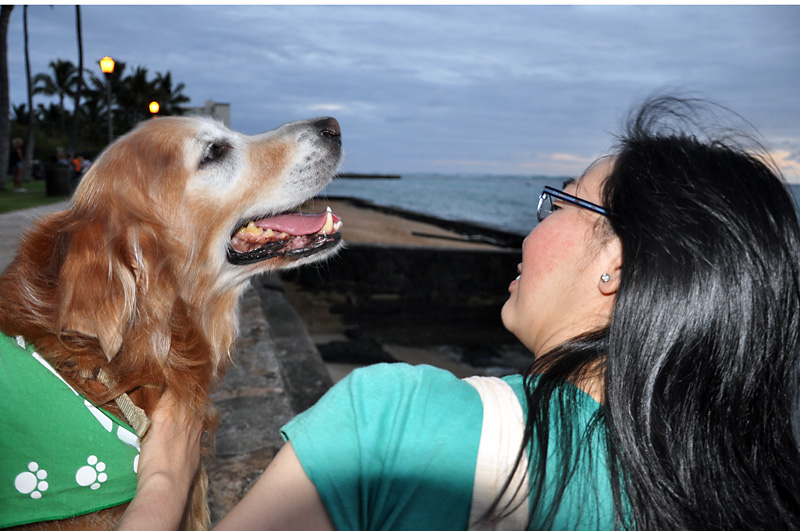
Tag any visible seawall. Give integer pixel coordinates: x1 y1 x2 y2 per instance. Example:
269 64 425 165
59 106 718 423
281 241 525 368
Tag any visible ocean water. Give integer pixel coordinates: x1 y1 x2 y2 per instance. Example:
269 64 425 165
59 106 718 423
323 174 563 236
322 173 800 237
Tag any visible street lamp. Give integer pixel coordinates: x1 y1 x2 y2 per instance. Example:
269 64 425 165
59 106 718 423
99 56 115 144
149 101 160 117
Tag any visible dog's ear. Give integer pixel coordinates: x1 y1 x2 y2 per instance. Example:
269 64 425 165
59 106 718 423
54 123 189 363
58 217 138 360
58 213 178 362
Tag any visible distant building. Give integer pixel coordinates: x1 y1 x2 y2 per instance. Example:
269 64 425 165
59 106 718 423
184 100 231 128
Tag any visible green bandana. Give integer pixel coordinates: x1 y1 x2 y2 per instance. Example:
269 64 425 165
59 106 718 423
0 332 139 527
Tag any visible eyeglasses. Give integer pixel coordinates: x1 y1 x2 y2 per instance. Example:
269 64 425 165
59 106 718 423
537 185 608 222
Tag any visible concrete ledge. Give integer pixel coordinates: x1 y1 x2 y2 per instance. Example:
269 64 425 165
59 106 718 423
207 273 333 522
255 273 333 413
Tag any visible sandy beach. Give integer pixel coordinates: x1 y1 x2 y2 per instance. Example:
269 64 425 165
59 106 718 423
301 197 518 250
281 198 531 382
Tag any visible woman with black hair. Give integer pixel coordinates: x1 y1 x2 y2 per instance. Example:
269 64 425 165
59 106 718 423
122 96 800 530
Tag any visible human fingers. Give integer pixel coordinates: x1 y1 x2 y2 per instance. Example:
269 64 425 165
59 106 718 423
138 389 203 485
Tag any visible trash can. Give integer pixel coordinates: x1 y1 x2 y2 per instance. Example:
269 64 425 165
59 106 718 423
44 163 71 197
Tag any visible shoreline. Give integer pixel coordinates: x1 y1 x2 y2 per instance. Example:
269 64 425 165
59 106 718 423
336 172 402 180
321 195 525 249
303 196 523 250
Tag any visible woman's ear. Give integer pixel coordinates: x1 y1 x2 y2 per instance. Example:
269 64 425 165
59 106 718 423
598 236 623 296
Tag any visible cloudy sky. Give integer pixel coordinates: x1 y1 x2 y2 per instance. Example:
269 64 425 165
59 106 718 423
6 4 800 180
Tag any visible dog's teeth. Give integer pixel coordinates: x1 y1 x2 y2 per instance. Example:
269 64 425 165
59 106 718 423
326 206 332 213
243 221 263 236
264 228 275 238
333 221 343 231
321 211 334 234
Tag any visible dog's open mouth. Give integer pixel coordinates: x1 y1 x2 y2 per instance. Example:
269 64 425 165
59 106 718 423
228 207 343 265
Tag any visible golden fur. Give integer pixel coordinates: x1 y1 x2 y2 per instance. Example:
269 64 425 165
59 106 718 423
0 116 342 529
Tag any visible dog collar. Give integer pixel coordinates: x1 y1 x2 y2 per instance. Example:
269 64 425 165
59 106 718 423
95 369 151 438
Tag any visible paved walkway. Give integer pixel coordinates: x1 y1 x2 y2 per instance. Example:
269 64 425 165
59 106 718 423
0 202 332 522
0 200 70 271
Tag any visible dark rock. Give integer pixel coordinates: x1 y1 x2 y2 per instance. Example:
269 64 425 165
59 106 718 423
318 334 398 365
281 243 524 356
336 173 402 180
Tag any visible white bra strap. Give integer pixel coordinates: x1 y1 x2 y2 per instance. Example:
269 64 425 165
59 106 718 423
464 376 529 530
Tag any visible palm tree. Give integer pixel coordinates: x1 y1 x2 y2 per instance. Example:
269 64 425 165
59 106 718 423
35 102 64 132
22 6 35 180
69 6 83 155
154 71 189 115
117 65 156 127
33 59 77 137
86 62 126 141
74 93 105 150
0 5 13 187
27 55 192 149
11 103 30 125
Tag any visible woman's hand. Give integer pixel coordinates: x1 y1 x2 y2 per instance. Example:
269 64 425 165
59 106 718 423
116 388 204 531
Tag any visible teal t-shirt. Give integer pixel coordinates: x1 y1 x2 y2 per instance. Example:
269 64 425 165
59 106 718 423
0 333 140 528
282 363 614 530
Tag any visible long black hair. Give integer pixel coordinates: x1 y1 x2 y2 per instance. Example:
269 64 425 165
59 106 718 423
505 96 800 529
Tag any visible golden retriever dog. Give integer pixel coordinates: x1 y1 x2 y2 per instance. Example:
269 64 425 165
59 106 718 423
0 116 343 529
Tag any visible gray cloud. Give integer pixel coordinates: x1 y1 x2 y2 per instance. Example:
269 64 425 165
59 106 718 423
6 5 800 178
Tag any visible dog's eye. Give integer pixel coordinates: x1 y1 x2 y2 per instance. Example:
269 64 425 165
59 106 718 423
201 142 230 166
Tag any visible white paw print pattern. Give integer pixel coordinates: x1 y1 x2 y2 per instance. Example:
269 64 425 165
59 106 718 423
75 455 107 490
14 462 49 499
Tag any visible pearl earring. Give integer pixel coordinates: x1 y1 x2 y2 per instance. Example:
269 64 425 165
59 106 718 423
600 273 611 283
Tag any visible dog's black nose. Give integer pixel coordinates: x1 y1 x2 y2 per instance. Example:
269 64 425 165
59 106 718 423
316 117 341 144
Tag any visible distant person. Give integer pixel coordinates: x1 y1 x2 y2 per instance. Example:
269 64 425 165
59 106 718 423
80 155 92 174
124 96 800 529
71 154 91 190
8 138 26 193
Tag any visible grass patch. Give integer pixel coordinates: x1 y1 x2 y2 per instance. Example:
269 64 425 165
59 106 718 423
0 178 71 214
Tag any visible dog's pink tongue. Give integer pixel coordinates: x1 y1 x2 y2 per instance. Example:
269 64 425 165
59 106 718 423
254 211 340 236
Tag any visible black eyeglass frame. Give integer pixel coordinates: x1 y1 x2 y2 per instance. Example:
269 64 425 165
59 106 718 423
537 185 608 222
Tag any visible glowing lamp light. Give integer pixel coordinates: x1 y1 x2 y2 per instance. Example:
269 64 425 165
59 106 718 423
149 101 160 115
99 56 115 74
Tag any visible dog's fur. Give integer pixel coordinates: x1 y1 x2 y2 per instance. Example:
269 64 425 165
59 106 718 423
0 116 343 529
